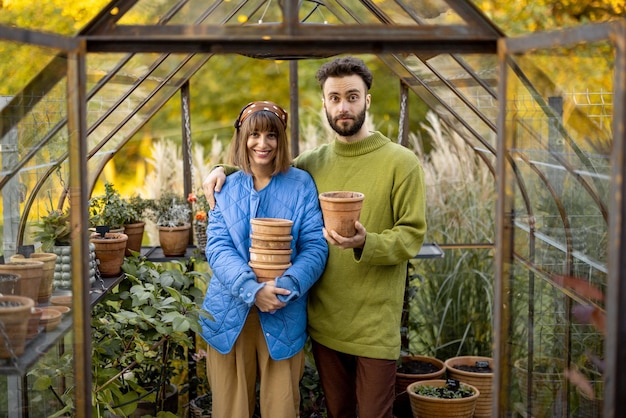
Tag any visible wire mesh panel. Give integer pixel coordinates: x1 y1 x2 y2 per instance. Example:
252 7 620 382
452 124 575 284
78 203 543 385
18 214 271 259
499 32 612 418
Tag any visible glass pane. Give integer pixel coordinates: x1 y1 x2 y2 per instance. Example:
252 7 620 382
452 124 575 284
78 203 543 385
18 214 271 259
503 38 611 417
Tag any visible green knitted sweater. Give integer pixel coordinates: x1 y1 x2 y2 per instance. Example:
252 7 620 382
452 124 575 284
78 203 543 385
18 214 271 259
295 131 426 360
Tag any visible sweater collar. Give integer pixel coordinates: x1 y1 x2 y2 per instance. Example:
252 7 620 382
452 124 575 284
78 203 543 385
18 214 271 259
332 131 389 157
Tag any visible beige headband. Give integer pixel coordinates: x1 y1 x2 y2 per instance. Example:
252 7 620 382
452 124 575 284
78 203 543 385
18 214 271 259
234 101 288 129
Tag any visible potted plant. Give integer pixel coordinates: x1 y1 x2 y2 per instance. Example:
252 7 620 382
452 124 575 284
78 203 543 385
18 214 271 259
89 182 128 232
444 355 493 418
513 356 571 418
91 253 208 416
147 192 192 256
394 354 446 418
29 253 210 417
407 379 479 418
123 194 150 255
89 227 128 277
32 207 98 290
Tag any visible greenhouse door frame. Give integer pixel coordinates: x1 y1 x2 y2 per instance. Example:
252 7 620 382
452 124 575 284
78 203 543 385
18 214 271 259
494 19 626 417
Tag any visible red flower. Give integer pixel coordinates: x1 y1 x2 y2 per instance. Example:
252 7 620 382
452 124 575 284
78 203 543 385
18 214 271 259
187 193 197 203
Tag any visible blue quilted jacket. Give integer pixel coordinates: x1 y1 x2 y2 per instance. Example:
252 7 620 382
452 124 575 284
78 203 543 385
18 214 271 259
199 167 328 360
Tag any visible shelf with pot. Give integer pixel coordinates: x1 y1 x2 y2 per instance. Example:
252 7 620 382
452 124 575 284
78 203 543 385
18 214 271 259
0 274 125 376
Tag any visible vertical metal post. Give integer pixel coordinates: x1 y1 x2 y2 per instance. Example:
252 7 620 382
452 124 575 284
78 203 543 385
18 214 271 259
605 20 626 418
67 39 92 418
181 82 193 245
398 81 409 147
0 96 19 259
289 61 299 157
493 38 514 418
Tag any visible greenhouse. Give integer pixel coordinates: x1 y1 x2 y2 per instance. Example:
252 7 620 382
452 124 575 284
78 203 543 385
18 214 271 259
0 0 624 417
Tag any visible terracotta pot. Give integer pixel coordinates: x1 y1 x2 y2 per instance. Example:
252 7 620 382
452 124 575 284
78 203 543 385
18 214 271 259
158 223 191 256
124 221 145 256
514 357 569 418
445 356 493 418
11 252 58 304
0 273 20 295
0 259 44 304
318 191 364 237
395 355 446 418
250 233 293 250
0 295 35 358
250 218 293 236
90 232 129 277
249 248 293 264
248 261 291 282
407 379 479 418
26 306 43 341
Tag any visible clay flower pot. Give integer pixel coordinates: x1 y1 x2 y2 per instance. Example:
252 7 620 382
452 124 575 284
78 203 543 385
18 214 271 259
0 295 35 358
250 218 293 236
0 259 44 305
445 356 493 418
26 307 43 341
0 273 20 296
318 191 365 237
395 355 446 417
124 221 145 256
248 261 292 282
11 252 58 304
158 223 191 256
250 234 293 250
249 248 293 264
90 232 129 277
407 379 479 418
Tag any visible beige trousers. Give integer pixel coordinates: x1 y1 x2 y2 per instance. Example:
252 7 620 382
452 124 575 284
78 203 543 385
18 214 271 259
206 308 305 418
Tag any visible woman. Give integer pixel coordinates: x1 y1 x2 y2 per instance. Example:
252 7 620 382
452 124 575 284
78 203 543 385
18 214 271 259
199 101 328 418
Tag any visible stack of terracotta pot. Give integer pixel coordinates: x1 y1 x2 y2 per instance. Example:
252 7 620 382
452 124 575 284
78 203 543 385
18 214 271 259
249 218 293 282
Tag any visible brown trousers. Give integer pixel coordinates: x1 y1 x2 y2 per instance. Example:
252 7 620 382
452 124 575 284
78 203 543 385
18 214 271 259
206 308 305 418
312 339 396 418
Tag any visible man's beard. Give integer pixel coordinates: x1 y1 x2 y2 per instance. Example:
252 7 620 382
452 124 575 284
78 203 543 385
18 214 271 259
326 105 367 137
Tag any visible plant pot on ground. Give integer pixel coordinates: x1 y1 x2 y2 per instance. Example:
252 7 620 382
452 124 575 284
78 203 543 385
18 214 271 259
189 392 212 418
394 355 446 418
444 355 493 418
407 379 479 418
514 356 571 418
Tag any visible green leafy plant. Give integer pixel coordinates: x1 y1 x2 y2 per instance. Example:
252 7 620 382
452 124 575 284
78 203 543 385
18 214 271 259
32 208 72 251
412 380 476 399
89 182 129 229
147 192 192 228
90 253 208 416
123 194 150 225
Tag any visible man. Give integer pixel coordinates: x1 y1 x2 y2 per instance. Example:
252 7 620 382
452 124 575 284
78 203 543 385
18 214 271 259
204 56 426 418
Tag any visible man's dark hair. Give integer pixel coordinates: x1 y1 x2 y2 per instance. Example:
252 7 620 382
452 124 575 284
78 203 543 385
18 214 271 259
316 56 373 90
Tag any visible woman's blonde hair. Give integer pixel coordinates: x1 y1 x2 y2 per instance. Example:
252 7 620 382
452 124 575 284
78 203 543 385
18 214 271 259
227 110 291 176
